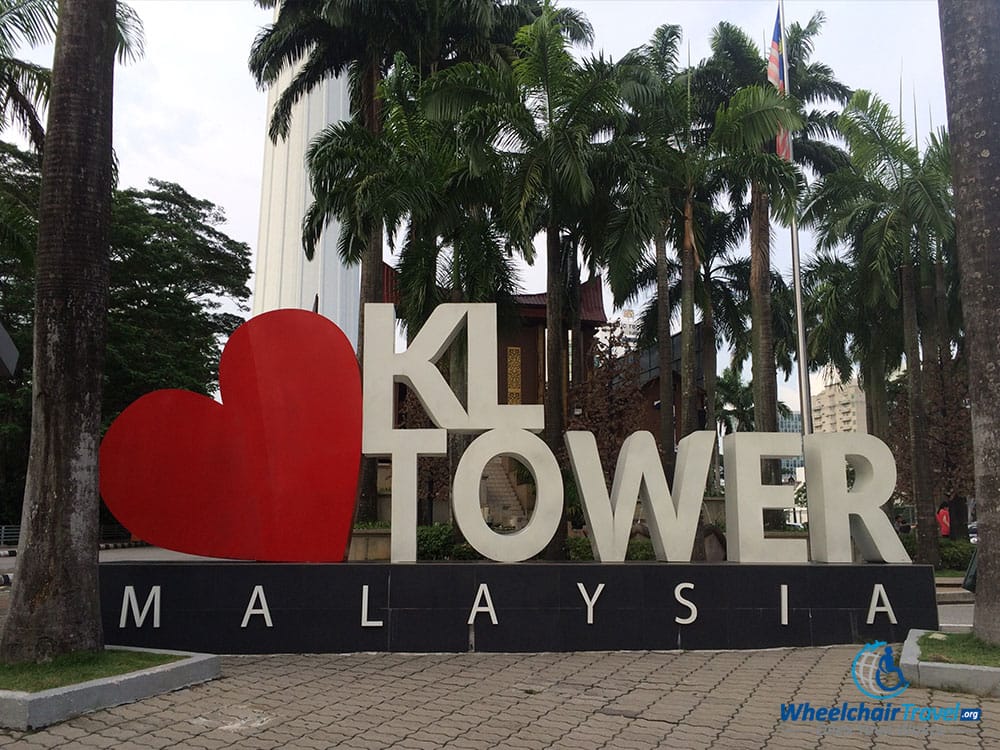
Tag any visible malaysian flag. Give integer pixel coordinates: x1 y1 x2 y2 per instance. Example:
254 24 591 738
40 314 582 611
767 8 792 160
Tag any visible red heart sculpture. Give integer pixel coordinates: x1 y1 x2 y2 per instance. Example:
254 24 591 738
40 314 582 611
99 310 361 562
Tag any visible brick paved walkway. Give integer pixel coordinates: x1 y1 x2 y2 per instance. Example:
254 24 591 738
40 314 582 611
0 646 996 749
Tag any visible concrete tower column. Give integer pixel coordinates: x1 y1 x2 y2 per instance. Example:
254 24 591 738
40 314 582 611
252 71 361 348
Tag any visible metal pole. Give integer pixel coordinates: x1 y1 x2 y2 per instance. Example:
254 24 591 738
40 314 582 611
779 0 813 435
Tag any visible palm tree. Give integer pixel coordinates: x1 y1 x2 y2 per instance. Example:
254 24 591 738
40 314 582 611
938 0 999 643
803 91 954 566
249 0 564 520
632 205 749 492
425 3 606 445
612 24 684 477
0 0 119 664
700 15 848 475
0 0 57 152
617 25 800 471
716 365 756 434
250 0 542 521
424 2 638 557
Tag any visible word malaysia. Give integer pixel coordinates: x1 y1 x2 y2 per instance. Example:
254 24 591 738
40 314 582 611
103 560 933 652
364 303 910 565
117 576 904 632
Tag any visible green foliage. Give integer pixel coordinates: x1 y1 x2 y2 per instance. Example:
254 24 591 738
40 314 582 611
104 180 251 424
449 542 484 561
898 532 974 571
353 521 391 529
0 649 181 692
918 632 1000 668
416 524 454 560
627 538 656 560
899 531 916 557
414 525 485 560
565 536 593 561
565 535 657 561
0 144 251 522
940 539 976 571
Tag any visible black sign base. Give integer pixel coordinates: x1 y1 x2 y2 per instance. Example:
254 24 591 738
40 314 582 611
100 563 938 654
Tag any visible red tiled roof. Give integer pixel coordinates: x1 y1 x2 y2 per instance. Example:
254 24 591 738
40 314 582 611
514 275 607 324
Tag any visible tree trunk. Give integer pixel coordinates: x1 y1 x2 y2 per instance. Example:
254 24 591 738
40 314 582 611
0 0 116 663
749 183 778 439
934 258 950 361
354 60 385 524
543 224 566 559
679 196 698 438
901 264 939 567
938 0 1000 643
702 272 719 494
568 251 583 391
655 227 676 482
863 348 891 441
750 182 781 529
679 198 707 560
447 301 470 529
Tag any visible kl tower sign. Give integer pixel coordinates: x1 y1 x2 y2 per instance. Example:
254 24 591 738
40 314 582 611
98 308 937 654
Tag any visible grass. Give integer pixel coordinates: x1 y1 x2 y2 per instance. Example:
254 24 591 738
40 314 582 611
934 569 967 578
0 649 183 693
918 632 1000 669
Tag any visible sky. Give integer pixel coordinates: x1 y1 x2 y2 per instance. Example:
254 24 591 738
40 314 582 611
17 0 948 411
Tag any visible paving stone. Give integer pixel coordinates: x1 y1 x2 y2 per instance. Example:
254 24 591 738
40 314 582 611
0 646 993 750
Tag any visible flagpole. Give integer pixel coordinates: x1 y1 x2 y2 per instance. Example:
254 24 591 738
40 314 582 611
778 0 813 435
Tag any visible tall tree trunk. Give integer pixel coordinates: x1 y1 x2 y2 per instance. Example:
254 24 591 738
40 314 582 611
568 251 583 390
543 224 566 559
749 183 778 439
750 182 781 529
655 227 676 482
679 198 706 560
901 264 939 567
679 196 698 437
447 285 470 529
863 348 890 441
702 274 720 494
939 0 1000 644
934 258 950 361
355 60 385 524
0 0 116 663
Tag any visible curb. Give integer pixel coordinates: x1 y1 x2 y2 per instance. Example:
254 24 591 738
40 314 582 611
0 543 150 589
99 541 149 551
937 591 975 604
0 646 221 731
901 628 1000 697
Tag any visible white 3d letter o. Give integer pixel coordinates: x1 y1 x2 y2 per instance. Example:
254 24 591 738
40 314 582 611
453 429 563 562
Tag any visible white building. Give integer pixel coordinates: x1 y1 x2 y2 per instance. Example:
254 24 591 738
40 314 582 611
811 381 868 433
252 72 361 348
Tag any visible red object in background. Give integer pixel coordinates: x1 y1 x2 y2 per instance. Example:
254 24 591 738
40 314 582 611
937 507 951 538
100 310 361 562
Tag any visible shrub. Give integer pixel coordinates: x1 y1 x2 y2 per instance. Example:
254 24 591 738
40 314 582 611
900 531 916 558
940 539 976 571
894 532 974 570
449 542 484 560
416 524 454 560
565 536 658 560
626 538 655 560
565 536 594 561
